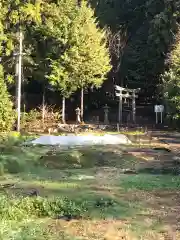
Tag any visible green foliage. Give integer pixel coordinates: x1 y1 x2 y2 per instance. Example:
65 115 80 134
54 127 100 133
0 2 15 131
0 193 117 239
0 131 36 147
0 196 80 239
22 109 41 124
0 163 5 176
47 0 111 96
65 1 111 89
0 196 87 220
1 222 66 240
21 105 62 131
0 0 43 79
0 152 26 175
21 109 42 130
120 174 180 191
90 0 179 99
161 34 180 122
0 65 15 132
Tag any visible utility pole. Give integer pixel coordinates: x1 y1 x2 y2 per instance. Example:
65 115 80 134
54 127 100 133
17 31 23 132
118 90 122 124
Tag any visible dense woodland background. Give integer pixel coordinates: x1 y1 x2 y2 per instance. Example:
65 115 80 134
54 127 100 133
0 0 180 130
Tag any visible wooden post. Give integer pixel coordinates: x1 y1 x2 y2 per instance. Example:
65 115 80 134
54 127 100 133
132 90 136 123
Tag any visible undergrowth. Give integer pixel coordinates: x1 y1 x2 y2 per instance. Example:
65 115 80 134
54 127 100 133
0 195 88 220
1 219 76 240
0 194 116 239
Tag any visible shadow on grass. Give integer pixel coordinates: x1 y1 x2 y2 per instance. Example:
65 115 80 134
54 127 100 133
36 145 180 177
38 145 145 170
126 146 180 176
2 176 141 222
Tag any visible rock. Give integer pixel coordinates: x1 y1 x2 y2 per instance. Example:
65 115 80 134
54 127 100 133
123 169 138 174
153 147 171 152
173 156 180 161
95 199 114 207
28 190 39 197
98 125 107 130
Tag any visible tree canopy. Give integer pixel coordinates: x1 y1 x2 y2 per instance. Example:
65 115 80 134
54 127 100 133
90 0 179 99
161 32 180 123
0 0 180 126
47 0 111 96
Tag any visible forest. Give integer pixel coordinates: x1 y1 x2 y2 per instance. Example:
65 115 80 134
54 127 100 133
0 0 180 130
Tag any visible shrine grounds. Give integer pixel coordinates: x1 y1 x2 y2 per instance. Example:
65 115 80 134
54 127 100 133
0 131 180 239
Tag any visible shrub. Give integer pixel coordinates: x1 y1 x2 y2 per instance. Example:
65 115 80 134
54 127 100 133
21 105 62 131
0 220 75 240
0 162 4 176
21 109 41 130
0 65 15 132
0 196 88 220
4 158 26 174
161 32 180 125
0 195 115 238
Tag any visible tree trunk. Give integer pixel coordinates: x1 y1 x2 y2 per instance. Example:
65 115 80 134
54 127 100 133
62 96 66 124
80 87 84 122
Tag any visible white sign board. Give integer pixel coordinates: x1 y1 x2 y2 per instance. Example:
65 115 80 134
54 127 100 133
154 105 164 113
154 105 164 124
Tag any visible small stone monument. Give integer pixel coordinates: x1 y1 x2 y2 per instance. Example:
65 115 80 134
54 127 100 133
75 107 81 124
103 104 110 124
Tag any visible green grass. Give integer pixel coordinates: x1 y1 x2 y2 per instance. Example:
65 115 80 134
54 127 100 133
0 133 179 239
119 174 180 191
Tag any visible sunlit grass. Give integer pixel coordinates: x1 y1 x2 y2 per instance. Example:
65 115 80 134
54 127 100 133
76 130 145 136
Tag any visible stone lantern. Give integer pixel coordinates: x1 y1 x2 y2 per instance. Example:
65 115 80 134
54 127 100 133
75 107 81 123
103 104 110 124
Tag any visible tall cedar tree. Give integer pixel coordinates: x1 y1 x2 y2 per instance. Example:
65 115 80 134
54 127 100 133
47 0 111 122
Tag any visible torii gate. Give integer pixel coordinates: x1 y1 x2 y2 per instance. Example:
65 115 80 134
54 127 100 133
115 85 140 124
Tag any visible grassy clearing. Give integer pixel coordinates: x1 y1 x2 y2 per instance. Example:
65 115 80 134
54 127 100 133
0 133 180 239
119 174 180 191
